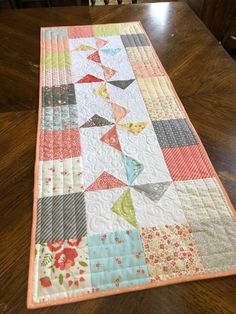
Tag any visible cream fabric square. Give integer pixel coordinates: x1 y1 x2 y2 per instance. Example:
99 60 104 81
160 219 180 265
190 217 236 272
137 76 183 120
174 178 233 222
38 157 84 198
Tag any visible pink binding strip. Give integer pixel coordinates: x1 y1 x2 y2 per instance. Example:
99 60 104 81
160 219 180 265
27 21 236 309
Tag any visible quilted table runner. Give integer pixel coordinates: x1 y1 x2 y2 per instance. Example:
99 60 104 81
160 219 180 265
28 22 236 308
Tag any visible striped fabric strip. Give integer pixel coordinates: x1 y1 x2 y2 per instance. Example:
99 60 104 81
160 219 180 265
36 192 87 243
162 145 214 181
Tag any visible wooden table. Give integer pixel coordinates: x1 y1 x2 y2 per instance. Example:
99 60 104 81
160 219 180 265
1 2 236 313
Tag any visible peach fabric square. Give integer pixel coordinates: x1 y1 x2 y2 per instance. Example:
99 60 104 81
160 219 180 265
39 129 81 161
68 25 94 38
162 145 214 180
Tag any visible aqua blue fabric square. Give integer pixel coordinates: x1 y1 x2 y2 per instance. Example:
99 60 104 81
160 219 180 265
87 229 150 291
41 105 79 131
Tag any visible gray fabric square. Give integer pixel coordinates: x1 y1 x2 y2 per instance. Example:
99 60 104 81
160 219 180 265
190 217 236 272
43 27 68 40
120 34 150 48
36 192 87 243
42 83 76 107
152 118 198 148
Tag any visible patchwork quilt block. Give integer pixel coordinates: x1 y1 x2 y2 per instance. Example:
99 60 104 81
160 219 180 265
28 22 236 309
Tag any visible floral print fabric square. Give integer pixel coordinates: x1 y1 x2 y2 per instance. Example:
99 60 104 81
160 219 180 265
35 237 92 302
38 157 84 198
41 105 80 131
140 225 204 281
87 230 150 291
42 84 76 107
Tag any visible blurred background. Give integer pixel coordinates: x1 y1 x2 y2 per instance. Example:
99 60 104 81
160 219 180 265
0 0 235 59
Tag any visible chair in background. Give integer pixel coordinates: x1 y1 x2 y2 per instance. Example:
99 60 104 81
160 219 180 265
91 0 137 5
9 0 52 8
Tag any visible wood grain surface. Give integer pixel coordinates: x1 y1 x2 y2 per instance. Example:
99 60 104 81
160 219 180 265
0 2 236 313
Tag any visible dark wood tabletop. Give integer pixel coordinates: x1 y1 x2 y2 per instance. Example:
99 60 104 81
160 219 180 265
1 2 236 313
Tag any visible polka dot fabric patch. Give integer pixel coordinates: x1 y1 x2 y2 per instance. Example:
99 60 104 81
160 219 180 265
28 22 236 309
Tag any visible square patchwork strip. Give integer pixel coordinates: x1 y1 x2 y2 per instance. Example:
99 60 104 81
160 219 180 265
28 22 236 309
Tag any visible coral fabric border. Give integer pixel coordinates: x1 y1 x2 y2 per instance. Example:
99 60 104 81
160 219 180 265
27 21 236 309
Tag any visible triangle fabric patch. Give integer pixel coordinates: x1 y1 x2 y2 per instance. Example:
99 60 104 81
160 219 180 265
119 122 148 135
80 114 113 128
73 45 96 51
101 48 121 56
86 171 127 191
108 79 135 90
96 38 108 49
100 126 122 151
77 74 104 83
102 65 117 80
87 51 101 64
111 103 130 123
111 188 138 228
133 182 171 202
93 82 110 101
123 154 144 184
